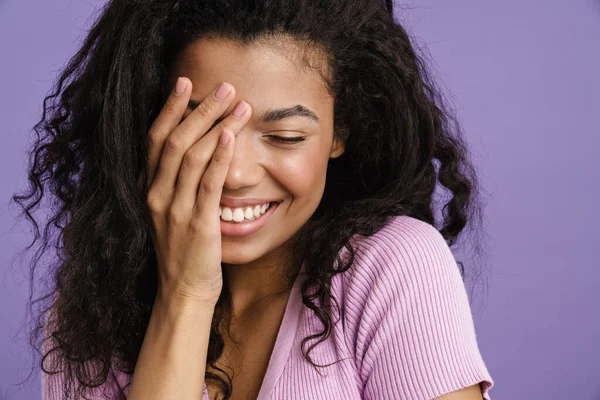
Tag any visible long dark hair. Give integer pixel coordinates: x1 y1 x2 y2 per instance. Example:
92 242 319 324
11 0 487 398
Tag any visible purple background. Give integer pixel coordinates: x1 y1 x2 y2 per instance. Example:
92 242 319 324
2 1 599 399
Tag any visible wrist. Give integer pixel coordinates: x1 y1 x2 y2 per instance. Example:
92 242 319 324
155 288 220 316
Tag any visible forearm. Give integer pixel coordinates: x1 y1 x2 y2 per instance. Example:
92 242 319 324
127 296 216 400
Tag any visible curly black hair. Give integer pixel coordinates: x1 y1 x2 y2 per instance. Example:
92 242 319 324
10 0 488 398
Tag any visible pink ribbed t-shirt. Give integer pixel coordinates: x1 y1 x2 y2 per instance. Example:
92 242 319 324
42 215 494 399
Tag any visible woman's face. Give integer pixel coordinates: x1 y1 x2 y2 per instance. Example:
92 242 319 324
171 37 344 266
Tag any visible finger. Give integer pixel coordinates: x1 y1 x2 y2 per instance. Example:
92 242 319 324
172 100 251 213
146 77 191 189
193 129 236 223
150 81 235 202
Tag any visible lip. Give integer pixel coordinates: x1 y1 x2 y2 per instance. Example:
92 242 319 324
220 201 280 237
219 196 283 209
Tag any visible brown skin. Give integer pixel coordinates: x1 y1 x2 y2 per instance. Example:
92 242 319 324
130 74 249 399
171 36 345 320
436 383 485 400
131 36 484 399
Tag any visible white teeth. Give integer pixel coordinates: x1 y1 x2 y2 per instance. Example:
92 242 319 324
232 208 245 222
221 207 233 221
219 202 272 223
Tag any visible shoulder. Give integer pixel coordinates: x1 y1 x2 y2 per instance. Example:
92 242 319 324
337 215 494 399
338 214 464 342
340 214 460 294
337 214 466 366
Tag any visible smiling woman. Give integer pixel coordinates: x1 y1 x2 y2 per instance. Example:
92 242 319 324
13 0 493 399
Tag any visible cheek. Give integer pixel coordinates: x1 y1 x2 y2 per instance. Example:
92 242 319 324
271 146 329 199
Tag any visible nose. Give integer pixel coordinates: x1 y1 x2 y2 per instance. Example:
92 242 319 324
222 131 264 191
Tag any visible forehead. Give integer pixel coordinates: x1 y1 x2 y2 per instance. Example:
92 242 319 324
171 37 333 121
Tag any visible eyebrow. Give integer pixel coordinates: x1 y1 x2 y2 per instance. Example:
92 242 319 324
187 99 320 124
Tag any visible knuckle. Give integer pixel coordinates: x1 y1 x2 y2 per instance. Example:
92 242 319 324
211 145 229 164
164 135 183 154
199 178 216 196
167 206 188 226
146 190 165 213
194 100 215 118
147 129 161 147
163 96 178 114
182 147 207 168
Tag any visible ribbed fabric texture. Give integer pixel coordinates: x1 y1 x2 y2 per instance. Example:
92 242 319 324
42 215 494 399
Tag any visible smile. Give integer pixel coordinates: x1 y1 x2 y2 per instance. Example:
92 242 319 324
219 201 272 222
219 201 282 237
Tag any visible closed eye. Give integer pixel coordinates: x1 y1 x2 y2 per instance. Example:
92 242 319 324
266 135 306 143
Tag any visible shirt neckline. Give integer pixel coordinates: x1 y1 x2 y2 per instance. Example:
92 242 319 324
203 264 306 400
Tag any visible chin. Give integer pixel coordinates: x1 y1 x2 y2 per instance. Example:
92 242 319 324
220 243 266 265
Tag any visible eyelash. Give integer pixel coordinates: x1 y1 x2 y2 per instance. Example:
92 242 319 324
179 117 307 144
267 135 306 144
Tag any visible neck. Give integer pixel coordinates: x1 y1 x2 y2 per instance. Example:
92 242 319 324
220 244 299 320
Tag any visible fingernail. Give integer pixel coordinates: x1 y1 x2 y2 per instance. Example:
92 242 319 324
214 82 232 100
220 130 231 146
174 77 187 95
232 101 248 117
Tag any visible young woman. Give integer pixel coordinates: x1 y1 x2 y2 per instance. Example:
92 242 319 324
15 0 494 398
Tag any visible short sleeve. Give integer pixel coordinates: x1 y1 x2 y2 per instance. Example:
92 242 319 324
341 216 494 400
